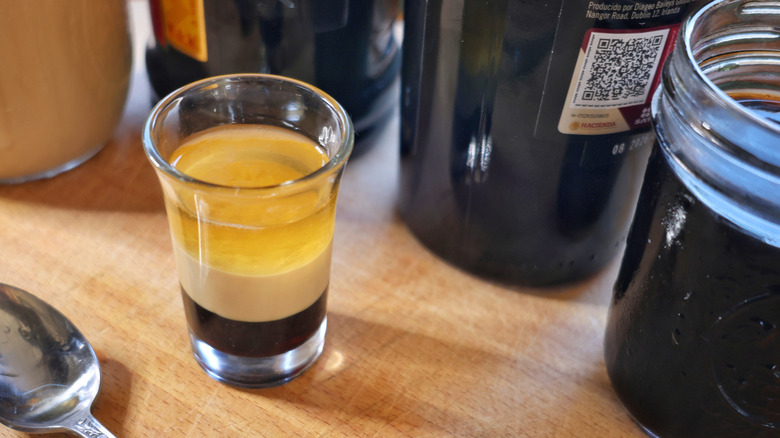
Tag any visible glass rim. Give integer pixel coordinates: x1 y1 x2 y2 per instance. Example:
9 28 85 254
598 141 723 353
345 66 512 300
681 0 780 135
142 73 355 191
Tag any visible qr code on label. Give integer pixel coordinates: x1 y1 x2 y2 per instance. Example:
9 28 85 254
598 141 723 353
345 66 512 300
572 28 670 109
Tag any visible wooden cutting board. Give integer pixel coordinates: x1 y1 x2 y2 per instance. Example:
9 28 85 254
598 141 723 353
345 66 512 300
0 2 642 436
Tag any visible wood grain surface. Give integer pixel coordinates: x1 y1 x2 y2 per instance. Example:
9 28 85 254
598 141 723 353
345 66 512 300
0 2 645 437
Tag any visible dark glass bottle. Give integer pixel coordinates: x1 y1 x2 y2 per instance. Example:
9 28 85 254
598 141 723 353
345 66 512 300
145 0 401 147
605 0 780 436
399 0 704 286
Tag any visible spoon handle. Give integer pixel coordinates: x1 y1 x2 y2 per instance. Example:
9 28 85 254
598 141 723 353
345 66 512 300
64 414 116 438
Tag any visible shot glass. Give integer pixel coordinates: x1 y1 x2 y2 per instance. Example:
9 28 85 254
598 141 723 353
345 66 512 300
143 74 353 388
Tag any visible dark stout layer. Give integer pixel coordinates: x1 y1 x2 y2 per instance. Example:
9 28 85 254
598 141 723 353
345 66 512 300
182 287 327 358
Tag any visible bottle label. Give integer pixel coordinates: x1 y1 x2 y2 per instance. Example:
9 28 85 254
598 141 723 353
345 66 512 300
153 0 208 62
557 24 679 135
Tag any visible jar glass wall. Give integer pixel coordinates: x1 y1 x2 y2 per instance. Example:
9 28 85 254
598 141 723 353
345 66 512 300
604 1 780 436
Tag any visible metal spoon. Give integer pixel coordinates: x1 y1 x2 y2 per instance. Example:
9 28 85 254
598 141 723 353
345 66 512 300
0 283 115 437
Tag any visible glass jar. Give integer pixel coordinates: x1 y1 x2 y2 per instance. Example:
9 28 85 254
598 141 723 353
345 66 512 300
0 0 131 183
604 0 780 436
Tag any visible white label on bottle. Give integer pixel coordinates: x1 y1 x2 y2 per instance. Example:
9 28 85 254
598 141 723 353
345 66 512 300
558 25 678 135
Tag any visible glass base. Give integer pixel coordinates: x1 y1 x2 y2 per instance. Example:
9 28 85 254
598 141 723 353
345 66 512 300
0 143 105 184
189 317 327 389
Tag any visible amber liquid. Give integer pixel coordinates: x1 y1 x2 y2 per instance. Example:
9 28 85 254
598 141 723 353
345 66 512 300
167 125 333 357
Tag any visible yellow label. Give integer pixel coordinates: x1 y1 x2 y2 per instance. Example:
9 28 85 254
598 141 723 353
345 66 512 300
161 0 207 62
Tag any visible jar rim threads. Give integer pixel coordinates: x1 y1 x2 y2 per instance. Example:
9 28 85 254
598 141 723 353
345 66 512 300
653 0 780 245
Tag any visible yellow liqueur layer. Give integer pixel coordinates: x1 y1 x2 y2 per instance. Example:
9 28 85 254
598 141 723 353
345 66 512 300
169 124 328 187
165 124 336 321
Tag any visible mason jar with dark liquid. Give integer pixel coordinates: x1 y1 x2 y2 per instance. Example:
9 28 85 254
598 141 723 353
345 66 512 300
399 0 703 286
604 1 780 436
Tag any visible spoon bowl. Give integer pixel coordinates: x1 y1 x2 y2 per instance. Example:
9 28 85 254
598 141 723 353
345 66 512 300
0 283 115 437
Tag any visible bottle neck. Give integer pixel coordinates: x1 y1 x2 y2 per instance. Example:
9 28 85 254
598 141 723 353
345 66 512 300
652 0 780 245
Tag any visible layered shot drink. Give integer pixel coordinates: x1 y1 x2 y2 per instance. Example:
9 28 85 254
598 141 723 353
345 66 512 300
143 75 353 388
